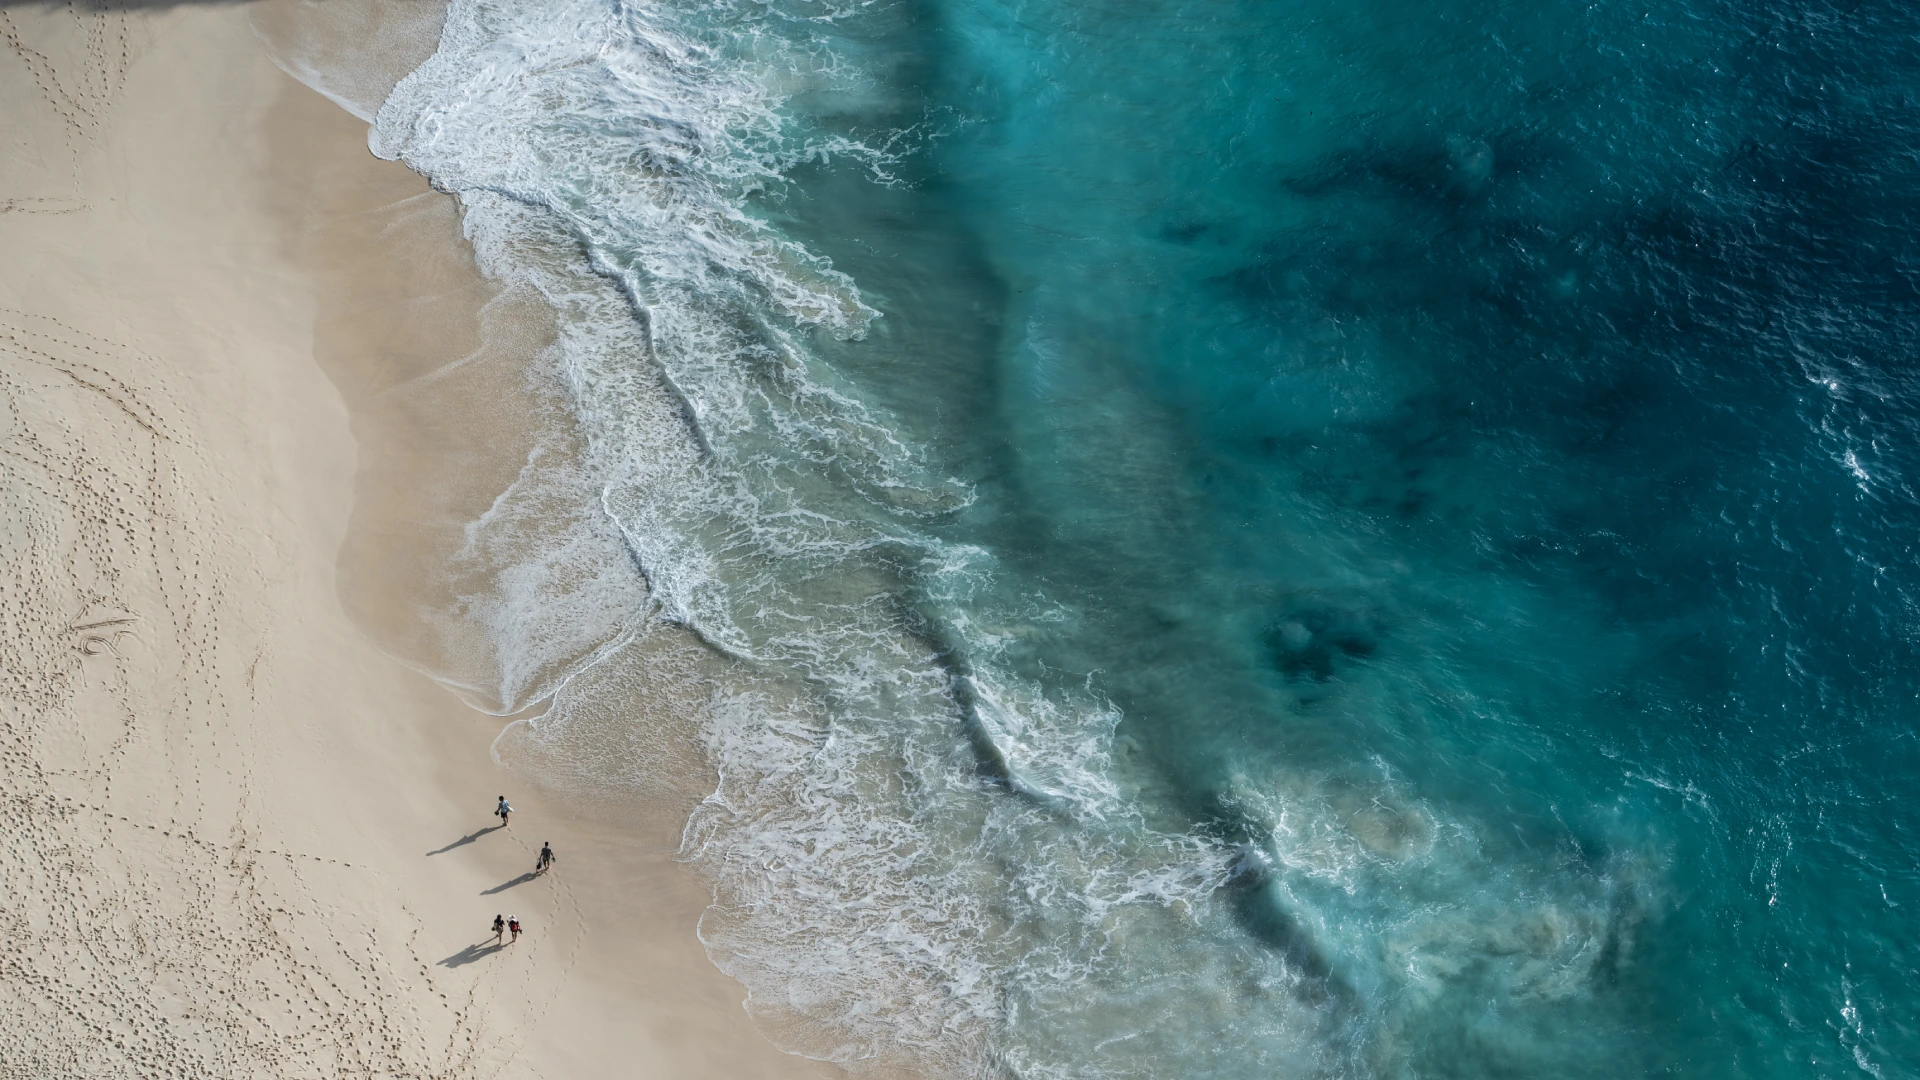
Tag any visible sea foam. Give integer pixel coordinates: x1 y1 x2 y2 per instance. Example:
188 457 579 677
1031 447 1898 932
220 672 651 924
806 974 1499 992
269 0 1662 1075
363 0 1244 1072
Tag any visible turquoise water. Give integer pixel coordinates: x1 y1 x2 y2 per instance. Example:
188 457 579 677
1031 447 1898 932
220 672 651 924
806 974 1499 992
369 0 1920 1074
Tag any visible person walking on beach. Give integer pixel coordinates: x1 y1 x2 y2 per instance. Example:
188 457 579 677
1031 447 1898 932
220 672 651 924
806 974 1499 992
535 841 556 875
495 795 512 827
508 917 522 944
492 914 506 946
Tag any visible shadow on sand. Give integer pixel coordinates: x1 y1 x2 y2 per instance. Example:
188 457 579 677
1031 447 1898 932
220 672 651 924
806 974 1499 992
427 824 503 857
439 940 506 969
481 872 538 896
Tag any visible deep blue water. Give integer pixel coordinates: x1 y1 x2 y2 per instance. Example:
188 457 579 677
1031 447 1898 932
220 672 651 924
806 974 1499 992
782 0 1920 1072
373 0 1920 1074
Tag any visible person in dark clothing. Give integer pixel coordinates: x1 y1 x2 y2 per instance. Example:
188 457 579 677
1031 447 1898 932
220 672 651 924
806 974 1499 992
492 914 506 946
535 842 556 875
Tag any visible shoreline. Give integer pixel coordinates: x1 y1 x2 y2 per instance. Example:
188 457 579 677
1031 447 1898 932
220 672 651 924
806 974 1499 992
0 4 834 1076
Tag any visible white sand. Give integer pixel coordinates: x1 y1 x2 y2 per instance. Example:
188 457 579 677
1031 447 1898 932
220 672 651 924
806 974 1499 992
0 4 834 1076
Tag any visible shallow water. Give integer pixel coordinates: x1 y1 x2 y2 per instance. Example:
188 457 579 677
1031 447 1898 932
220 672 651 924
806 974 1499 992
357 0 1920 1075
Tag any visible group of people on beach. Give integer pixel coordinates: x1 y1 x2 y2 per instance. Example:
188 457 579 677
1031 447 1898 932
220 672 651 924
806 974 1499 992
487 795 556 950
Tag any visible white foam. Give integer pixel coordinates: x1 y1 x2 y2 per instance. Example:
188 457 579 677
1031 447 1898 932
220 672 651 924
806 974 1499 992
271 1 1665 1075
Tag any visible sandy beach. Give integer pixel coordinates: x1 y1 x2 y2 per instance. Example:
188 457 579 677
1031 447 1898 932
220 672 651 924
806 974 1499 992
0 3 833 1076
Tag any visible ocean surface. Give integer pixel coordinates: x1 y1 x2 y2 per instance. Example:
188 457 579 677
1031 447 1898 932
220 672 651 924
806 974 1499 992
350 0 1920 1074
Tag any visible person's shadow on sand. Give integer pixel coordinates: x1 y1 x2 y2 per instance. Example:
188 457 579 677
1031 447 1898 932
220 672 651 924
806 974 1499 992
439 941 506 968
482 872 538 896
426 825 504 857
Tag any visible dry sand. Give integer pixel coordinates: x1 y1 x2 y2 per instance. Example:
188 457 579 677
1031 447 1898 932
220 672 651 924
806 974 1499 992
0 3 833 1077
